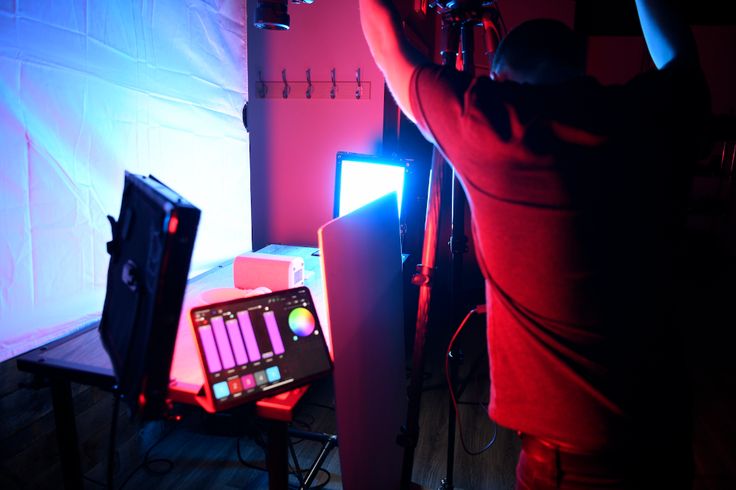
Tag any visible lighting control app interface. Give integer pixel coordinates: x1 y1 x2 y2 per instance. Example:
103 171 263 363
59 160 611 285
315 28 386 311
191 287 331 409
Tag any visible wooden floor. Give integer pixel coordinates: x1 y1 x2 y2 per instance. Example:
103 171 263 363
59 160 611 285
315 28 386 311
89 235 735 490
79 276 736 490
5 277 736 489
76 326 521 490
686 234 736 490
2 235 735 490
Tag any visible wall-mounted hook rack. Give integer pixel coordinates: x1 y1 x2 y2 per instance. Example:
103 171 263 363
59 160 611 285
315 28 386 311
355 68 362 99
257 71 268 98
330 68 337 99
281 69 290 99
306 68 313 99
255 68 372 100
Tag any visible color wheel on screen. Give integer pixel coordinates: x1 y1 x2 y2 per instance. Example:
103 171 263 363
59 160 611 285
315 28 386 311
288 308 315 337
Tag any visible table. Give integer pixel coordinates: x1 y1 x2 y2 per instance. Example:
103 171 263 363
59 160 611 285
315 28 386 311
16 245 327 490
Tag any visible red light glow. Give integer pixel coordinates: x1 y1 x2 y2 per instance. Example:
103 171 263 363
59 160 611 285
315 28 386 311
168 214 179 234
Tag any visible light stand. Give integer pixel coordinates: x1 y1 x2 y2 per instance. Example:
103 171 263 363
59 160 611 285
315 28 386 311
398 3 502 489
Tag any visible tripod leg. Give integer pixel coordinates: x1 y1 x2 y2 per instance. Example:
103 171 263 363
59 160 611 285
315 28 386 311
442 21 477 489
400 19 461 490
267 420 289 490
442 348 463 490
400 146 446 489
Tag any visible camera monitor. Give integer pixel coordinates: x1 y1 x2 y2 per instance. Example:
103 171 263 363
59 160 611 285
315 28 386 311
333 152 406 219
99 172 200 419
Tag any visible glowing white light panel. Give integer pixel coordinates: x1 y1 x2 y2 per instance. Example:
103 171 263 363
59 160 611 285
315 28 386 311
337 160 405 218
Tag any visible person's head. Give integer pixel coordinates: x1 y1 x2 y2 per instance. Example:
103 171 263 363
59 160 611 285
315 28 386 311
491 19 587 85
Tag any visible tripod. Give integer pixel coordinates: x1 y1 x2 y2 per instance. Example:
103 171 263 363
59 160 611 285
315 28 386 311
398 2 502 489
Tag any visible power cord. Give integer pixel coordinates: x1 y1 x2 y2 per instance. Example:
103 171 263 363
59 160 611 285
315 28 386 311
84 393 124 488
303 402 335 412
235 428 333 489
117 421 176 490
445 305 497 456
289 414 316 445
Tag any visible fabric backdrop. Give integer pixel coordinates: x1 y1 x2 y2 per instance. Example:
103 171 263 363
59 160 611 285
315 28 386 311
0 0 251 362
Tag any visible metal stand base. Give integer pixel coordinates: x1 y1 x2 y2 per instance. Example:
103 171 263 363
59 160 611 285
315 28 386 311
287 427 338 490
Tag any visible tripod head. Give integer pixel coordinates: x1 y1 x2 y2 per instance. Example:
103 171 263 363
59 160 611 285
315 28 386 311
432 0 495 16
430 1 504 72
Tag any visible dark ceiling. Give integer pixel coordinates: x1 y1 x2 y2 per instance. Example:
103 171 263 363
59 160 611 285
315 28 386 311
574 0 736 35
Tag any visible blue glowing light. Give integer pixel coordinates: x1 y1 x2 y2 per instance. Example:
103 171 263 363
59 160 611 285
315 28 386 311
337 159 405 218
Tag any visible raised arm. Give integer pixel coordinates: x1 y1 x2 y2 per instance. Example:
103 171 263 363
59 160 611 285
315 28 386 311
635 0 698 69
359 0 430 123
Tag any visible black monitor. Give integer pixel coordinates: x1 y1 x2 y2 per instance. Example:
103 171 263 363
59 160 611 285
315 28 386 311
99 172 200 419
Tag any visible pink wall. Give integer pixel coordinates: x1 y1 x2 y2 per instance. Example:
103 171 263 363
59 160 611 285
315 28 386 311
247 0 734 249
247 0 385 248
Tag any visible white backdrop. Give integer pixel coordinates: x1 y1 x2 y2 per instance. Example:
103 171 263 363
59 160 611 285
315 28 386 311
0 0 252 362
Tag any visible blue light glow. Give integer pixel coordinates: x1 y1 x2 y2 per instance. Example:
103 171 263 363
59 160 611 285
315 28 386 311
0 0 251 363
338 160 405 218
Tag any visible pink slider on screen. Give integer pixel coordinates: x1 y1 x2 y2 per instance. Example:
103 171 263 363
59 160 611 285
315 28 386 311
263 310 285 355
210 316 235 370
225 318 248 366
237 310 262 362
198 325 222 373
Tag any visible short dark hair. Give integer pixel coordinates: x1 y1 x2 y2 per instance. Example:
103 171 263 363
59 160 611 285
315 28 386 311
491 19 587 84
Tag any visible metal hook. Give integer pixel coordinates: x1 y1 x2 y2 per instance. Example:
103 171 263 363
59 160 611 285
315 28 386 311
355 68 361 99
330 68 337 99
306 68 313 99
281 69 290 99
258 70 267 98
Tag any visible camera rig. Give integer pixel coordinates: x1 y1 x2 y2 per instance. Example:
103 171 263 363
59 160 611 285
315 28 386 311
430 0 504 69
400 2 506 490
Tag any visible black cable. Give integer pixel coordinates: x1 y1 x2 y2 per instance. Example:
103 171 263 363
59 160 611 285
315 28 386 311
287 438 304 486
236 436 269 472
289 414 316 446
288 468 331 490
303 402 335 411
236 433 333 489
83 475 106 487
315 468 331 489
292 414 315 429
117 422 176 490
445 306 498 456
